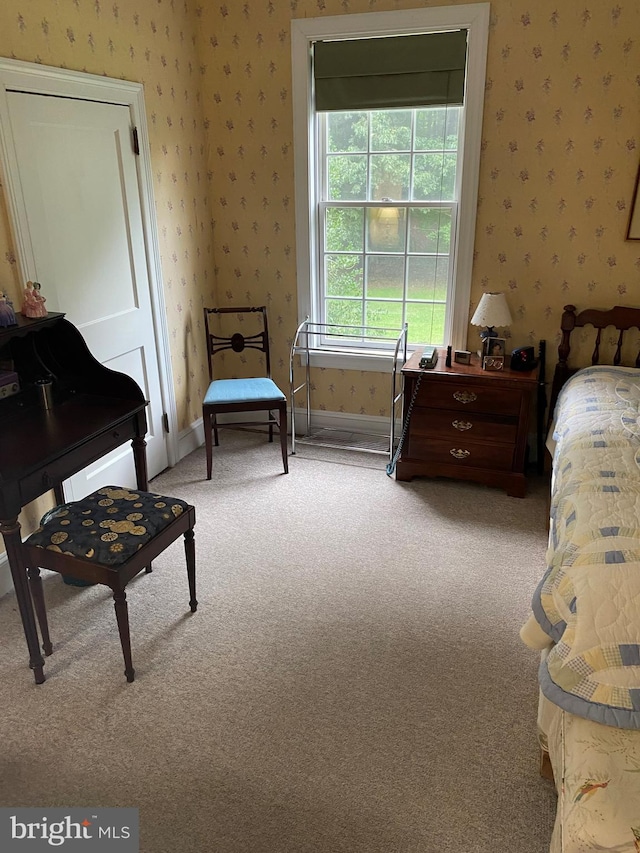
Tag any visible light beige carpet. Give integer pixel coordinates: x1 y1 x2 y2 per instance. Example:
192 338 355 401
0 429 556 852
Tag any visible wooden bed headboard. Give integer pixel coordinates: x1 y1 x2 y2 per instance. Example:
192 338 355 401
549 304 640 425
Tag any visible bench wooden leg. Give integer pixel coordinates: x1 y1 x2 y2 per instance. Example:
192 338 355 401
184 528 197 612
113 588 135 683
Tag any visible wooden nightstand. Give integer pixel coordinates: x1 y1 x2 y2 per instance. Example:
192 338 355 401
395 350 538 497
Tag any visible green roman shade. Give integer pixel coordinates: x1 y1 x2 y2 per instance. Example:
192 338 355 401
313 30 467 112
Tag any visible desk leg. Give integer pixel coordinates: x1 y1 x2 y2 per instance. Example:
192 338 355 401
53 482 65 506
132 436 148 491
0 517 45 684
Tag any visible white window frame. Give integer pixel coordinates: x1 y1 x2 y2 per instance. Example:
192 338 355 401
291 4 490 372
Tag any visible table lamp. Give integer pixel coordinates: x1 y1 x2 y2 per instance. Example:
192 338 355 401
470 291 513 342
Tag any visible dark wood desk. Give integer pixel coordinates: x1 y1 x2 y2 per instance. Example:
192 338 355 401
0 313 148 683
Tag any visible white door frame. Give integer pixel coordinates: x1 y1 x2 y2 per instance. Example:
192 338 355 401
0 57 178 466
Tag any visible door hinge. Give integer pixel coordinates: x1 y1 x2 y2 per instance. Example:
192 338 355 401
162 412 170 433
132 126 140 156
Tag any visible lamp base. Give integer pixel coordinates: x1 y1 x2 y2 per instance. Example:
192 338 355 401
479 326 497 341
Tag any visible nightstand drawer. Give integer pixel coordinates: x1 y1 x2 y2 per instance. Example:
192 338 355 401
410 407 518 444
415 381 522 416
406 436 515 471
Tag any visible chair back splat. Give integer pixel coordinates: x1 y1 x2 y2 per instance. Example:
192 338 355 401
202 306 288 479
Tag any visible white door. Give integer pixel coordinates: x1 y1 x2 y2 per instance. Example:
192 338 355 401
4 92 169 499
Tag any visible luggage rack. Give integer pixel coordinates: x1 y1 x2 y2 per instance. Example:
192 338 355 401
289 320 408 459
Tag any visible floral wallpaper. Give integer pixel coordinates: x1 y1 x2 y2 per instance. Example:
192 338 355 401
200 0 640 411
0 0 639 425
0 0 214 435
476 0 640 367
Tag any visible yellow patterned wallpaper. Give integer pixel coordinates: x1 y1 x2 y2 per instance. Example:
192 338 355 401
0 0 214 434
200 0 640 413
1 0 639 426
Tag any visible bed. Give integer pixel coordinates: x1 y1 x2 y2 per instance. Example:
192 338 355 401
520 304 640 853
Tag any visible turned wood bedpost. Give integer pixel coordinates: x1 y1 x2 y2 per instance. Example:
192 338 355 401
548 305 577 430
558 304 576 370
614 329 624 366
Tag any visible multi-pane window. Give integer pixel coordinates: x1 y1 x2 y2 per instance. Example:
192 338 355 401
319 106 460 347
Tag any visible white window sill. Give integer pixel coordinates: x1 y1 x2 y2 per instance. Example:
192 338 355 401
297 347 419 373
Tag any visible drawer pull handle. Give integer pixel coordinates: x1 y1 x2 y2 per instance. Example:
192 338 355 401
450 448 470 459
452 420 473 431
453 390 477 404
113 430 120 439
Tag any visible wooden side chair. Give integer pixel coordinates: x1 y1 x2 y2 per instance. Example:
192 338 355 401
202 306 288 479
23 485 197 683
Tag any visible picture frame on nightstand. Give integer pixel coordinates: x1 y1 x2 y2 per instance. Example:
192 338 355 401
483 336 506 359
483 355 504 371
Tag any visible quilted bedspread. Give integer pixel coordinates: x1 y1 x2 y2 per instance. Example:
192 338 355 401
521 366 640 728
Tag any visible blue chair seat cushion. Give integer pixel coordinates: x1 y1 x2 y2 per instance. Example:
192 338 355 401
26 486 191 567
204 377 285 405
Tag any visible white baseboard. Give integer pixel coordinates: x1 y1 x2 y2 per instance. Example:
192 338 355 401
175 408 398 455
180 409 395 440
177 417 205 461
293 406 398 437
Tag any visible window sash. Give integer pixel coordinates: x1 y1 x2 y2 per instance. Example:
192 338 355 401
317 201 457 350
316 108 459 350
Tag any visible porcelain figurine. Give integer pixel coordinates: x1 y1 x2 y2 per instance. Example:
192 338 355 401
22 280 48 318
0 292 16 327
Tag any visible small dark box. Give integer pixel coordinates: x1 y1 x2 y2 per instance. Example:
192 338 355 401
510 346 537 371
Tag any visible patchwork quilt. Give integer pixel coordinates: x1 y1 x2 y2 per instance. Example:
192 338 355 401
521 366 640 728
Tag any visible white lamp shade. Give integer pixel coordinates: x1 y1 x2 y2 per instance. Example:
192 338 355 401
470 292 513 328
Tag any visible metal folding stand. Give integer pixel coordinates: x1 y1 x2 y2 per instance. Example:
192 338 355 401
289 320 408 460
